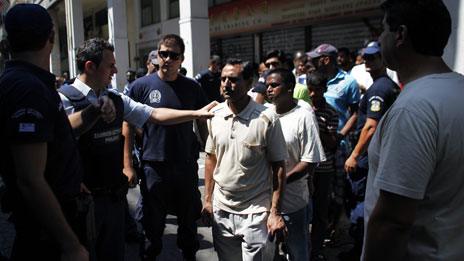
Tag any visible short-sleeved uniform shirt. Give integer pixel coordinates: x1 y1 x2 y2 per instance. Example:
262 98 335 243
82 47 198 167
356 75 399 168
324 69 360 131
363 72 464 260
128 73 209 163
205 99 288 214
0 61 83 207
195 69 223 102
59 78 153 129
273 102 326 213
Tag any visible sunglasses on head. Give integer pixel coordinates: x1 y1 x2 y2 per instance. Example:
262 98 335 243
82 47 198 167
221 76 240 83
266 82 282 88
265 61 280 68
158 50 181 60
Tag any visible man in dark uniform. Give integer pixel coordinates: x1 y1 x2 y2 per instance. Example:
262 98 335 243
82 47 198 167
58 38 216 261
125 34 209 261
0 4 89 260
195 55 222 102
342 41 400 260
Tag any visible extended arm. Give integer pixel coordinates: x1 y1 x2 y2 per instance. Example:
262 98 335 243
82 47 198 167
11 143 88 260
147 101 217 125
201 153 217 226
345 118 378 173
364 190 417 261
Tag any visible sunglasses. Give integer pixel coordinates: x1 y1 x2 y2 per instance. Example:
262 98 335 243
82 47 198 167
158 51 181 60
265 61 280 68
266 82 282 88
221 76 240 83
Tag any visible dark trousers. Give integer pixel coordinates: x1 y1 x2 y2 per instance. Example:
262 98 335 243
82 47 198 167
310 172 334 257
140 161 202 259
93 195 125 261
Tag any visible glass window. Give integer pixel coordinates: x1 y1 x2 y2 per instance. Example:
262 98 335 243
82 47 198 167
141 0 153 26
169 0 179 19
152 0 161 23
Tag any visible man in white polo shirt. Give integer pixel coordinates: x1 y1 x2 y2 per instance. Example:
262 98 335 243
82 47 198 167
202 58 288 261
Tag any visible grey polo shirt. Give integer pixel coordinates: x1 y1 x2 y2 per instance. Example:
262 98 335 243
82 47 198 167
59 78 153 128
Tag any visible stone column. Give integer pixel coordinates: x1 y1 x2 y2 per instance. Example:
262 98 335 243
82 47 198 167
49 9 62 76
179 0 210 78
107 0 129 91
64 0 84 78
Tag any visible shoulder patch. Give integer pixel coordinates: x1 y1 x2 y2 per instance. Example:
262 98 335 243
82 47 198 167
370 100 381 112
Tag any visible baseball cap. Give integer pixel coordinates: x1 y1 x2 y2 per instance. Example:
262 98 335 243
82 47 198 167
363 41 381 55
5 4 53 36
307 44 338 59
148 50 159 65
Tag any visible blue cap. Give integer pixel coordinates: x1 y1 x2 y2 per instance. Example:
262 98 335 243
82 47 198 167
363 41 381 55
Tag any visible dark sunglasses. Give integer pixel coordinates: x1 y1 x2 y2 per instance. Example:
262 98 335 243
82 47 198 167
158 51 181 60
266 82 282 88
265 61 280 68
221 76 240 83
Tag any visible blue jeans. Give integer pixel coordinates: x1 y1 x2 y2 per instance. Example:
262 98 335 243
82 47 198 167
282 206 309 261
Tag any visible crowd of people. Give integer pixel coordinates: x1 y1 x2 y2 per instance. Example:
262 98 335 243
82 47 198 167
1 1 464 261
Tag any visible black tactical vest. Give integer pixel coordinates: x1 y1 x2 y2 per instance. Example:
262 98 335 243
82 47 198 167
58 85 125 189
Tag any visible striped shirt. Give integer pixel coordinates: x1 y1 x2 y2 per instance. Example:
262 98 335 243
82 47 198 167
314 101 339 174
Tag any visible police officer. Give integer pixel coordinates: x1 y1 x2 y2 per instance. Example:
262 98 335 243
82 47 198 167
0 4 88 260
58 38 216 261
342 41 400 260
195 55 223 102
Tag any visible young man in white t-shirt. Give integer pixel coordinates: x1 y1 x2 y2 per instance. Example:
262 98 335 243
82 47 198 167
266 68 326 261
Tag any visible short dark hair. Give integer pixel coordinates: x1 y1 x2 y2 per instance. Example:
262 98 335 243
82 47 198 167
381 0 451 56
5 4 53 52
76 38 114 73
225 58 254 81
210 55 221 65
338 47 351 56
265 49 287 63
307 71 328 92
267 68 296 91
158 34 185 54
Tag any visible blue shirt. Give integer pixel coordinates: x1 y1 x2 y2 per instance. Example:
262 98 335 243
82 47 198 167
324 69 360 131
128 73 209 163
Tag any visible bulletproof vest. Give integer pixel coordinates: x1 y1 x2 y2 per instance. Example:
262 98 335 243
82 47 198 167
58 84 125 189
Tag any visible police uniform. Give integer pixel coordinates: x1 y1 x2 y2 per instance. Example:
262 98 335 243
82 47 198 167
348 74 400 244
0 60 83 260
195 69 223 102
58 78 153 261
128 73 208 260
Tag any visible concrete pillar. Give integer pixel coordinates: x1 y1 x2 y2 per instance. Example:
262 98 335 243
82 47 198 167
179 0 210 78
49 9 62 76
107 0 129 91
64 0 84 78
443 0 464 74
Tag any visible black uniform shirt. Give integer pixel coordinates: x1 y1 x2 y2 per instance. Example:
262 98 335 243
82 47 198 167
356 75 400 168
0 60 83 204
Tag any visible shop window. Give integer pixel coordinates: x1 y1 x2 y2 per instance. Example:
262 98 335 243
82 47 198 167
169 0 179 19
141 0 161 27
